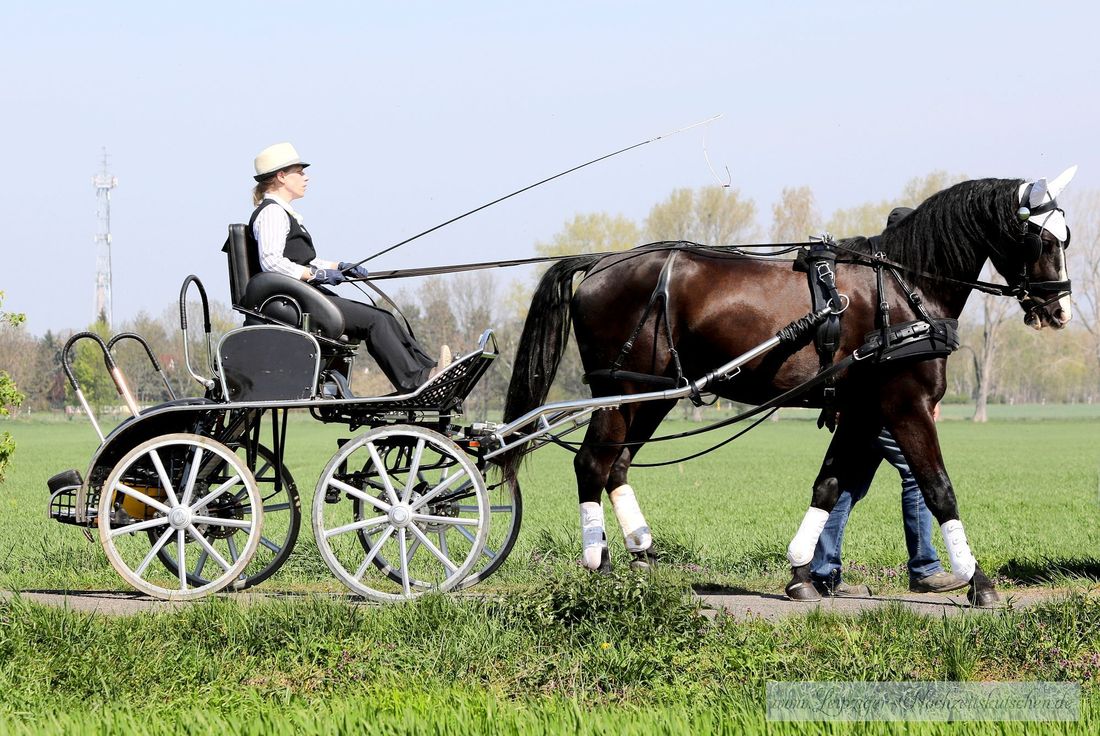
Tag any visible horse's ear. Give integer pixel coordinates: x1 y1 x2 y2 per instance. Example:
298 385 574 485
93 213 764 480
1047 165 1078 200
1028 178 1049 208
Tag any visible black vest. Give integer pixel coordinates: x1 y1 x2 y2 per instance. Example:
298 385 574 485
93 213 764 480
248 199 316 266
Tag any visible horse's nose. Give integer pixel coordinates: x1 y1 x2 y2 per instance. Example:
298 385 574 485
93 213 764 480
1053 307 1070 326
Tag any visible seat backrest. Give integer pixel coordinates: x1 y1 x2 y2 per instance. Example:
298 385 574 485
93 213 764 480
222 222 350 342
222 224 260 307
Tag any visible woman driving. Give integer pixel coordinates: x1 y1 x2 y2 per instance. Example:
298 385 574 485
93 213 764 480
249 142 445 392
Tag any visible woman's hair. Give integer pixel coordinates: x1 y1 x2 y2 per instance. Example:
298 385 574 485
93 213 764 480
252 174 277 206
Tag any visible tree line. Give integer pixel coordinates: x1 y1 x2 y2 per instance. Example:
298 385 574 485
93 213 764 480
2 173 1098 423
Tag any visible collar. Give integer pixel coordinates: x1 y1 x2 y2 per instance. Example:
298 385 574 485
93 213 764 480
264 193 303 224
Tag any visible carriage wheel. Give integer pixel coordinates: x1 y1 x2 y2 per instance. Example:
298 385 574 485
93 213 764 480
98 433 263 600
152 444 300 591
312 425 489 602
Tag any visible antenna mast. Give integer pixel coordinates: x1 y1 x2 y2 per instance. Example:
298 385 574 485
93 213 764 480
92 148 118 327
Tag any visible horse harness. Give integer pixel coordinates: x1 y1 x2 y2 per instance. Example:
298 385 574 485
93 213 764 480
586 241 961 416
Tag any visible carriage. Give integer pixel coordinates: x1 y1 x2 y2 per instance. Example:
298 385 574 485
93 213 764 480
46 167 1076 606
46 224 523 601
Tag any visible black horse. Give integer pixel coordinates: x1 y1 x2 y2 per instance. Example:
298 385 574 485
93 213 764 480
502 170 1075 606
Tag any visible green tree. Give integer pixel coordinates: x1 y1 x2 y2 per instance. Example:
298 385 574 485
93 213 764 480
825 170 967 238
771 185 820 243
535 212 639 256
0 291 26 483
645 185 760 244
66 316 118 414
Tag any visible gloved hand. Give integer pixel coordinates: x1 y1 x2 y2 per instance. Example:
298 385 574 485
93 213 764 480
310 268 347 286
339 261 370 279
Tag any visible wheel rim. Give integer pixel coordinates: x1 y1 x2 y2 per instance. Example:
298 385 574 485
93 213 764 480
152 444 300 591
312 425 489 602
98 434 263 600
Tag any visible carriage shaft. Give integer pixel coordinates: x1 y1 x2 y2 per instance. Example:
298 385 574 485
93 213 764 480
485 333 784 459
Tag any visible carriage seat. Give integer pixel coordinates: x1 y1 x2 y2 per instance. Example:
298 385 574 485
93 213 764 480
222 223 352 343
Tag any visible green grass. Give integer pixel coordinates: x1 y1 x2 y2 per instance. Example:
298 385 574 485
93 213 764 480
1 413 1099 733
1 413 1099 594
1 582 1099 734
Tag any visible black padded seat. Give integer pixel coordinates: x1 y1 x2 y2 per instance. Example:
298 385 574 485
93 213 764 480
222 223 350 342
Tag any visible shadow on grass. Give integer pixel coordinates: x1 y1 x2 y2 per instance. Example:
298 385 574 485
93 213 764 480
997 557 1100 584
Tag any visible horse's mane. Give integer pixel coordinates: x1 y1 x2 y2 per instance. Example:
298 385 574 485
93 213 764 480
848 178 1023 276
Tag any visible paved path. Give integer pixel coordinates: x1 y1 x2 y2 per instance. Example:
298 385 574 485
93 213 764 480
693 587 1083 622
3 586 1091 620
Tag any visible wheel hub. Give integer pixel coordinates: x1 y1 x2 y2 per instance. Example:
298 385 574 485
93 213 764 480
168 506 192 530
388 504 412 528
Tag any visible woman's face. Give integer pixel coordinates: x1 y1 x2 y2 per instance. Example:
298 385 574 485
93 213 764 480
280 165 309 200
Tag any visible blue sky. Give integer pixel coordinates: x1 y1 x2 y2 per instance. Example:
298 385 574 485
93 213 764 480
3 1 1097 334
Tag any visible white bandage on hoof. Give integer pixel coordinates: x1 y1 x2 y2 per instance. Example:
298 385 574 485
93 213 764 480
609 484 652 552
579 501 606 570
940 519 977 582
787 507 830 567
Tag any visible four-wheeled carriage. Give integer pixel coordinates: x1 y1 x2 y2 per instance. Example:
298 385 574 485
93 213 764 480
46 224 520 601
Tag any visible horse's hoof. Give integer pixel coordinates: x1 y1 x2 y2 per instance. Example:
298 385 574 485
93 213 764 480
967 585 1001 608
785 581 822 602
629 549 658 571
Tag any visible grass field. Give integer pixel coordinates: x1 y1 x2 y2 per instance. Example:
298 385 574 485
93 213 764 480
1 410 1099 733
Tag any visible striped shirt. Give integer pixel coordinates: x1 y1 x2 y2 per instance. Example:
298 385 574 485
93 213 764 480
252 194 324 280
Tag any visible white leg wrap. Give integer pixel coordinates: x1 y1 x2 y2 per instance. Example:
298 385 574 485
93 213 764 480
940 519 977 582
787 507 830 567
579 501 606 570
609 485 652 552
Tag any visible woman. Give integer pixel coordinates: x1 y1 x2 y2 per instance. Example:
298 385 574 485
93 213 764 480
250 142 442 392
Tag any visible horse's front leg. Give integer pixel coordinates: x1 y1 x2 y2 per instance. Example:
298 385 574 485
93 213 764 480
886 408 999 607
785 416 881 601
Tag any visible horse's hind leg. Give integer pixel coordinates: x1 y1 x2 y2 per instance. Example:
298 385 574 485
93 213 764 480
605 399 677 570
785 415 882 601
574 408 629 572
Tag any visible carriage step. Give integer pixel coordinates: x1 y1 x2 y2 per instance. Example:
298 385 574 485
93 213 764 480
47 468 82 494
47 469 96 528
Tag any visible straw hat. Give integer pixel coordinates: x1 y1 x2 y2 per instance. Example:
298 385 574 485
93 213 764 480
254 142 310 181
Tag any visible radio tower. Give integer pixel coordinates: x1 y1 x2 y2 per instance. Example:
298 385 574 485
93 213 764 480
93 148 118 327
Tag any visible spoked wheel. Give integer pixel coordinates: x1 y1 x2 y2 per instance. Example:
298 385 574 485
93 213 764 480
98 433 263 600
355 449 521 590
313 425 489 602
152 444 300 591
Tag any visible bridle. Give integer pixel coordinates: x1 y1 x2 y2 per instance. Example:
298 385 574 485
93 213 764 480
1008 185 1072 313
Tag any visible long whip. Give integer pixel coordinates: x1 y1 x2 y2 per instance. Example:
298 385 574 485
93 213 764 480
346 114 723 270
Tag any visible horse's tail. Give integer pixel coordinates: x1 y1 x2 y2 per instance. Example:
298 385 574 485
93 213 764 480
499 254 601 483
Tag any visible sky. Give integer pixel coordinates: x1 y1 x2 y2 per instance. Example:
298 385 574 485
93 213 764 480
2 0 1098 335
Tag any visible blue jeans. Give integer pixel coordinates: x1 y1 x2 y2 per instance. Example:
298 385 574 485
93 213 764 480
810 427 943 586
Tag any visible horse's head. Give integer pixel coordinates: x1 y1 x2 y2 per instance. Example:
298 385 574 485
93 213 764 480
989 166 1076 330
